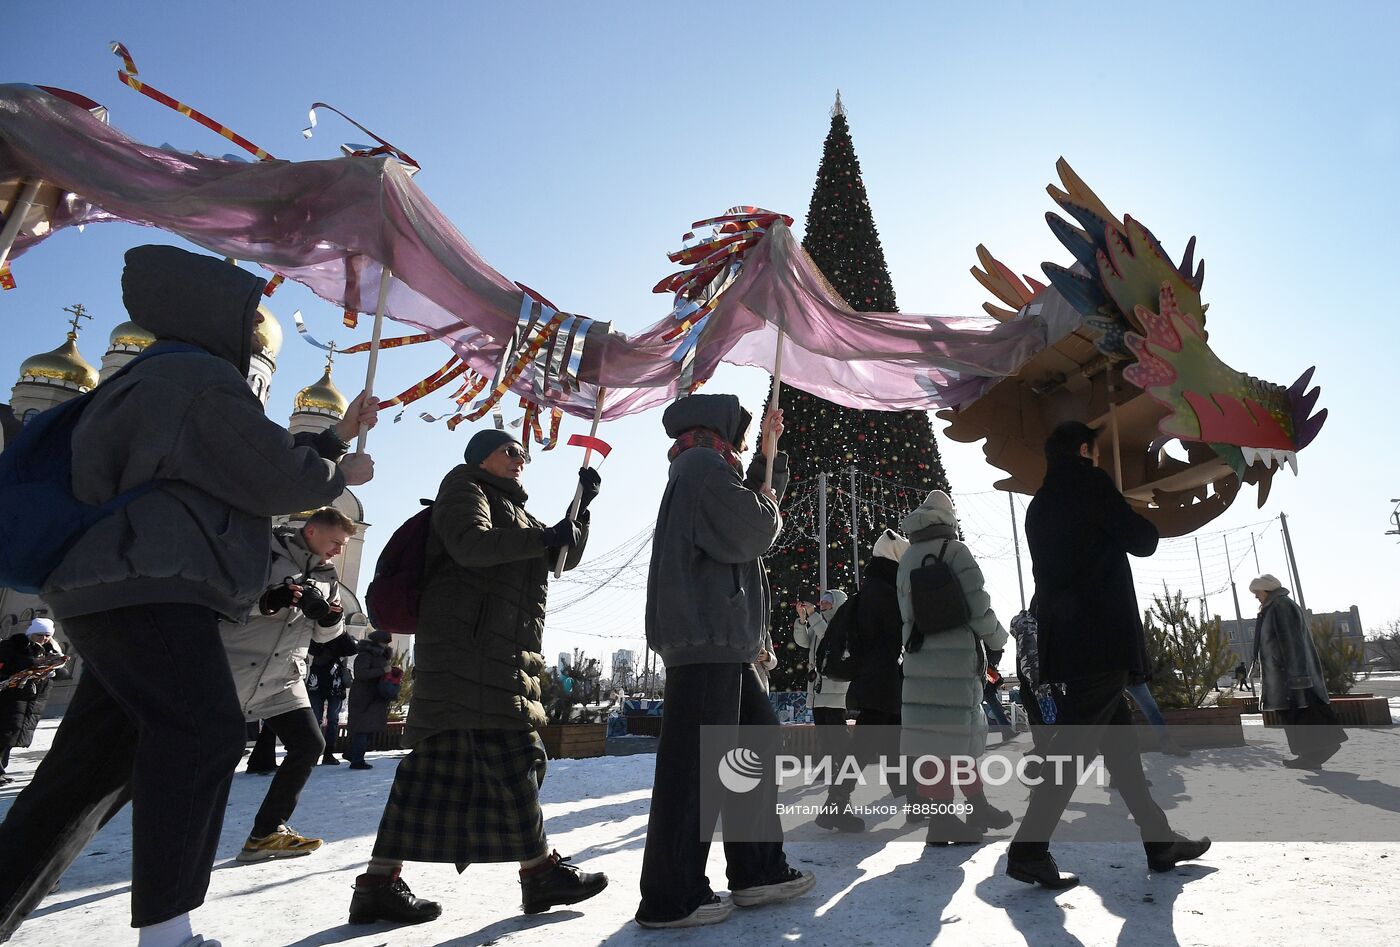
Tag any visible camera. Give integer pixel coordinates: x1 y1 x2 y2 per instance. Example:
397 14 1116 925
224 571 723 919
290 578 332 622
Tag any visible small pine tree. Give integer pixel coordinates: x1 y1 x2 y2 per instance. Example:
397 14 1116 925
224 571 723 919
389 648 414 719
1142 591 1234 709
1310 616 1360 696
762 95 952 692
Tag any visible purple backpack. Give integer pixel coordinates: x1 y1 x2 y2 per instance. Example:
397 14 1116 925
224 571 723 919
365 500 433 634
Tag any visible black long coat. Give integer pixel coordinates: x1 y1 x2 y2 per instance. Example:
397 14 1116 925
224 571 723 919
0 633 69 748
347 638 392 734
845 557 905 716
1026 456 1158 684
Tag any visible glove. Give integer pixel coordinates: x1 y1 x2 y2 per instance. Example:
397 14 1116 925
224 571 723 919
316 603 344 628
577 467 602 512
259 582 297 615
541 518 582 550
986 648 1004 670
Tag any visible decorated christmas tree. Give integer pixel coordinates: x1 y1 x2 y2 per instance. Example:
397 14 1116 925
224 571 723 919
764 94 952 693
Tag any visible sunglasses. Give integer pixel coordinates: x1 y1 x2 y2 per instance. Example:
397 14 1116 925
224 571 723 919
499 445 530 462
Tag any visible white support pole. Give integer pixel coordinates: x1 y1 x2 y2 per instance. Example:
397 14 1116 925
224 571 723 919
555 389 606 578
763 326 786 490
0 179 43 276
818 471 828 592
1009 492 1027 611
355 266 393 454
1194 536 1209 620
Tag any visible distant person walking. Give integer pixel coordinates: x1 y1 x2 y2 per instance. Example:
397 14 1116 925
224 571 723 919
1249 574 1347 769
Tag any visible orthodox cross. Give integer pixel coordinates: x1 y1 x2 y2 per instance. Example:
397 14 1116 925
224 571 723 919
62 302 91 339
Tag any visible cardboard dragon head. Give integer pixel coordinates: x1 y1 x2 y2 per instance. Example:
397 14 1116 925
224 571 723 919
939 159 1327 537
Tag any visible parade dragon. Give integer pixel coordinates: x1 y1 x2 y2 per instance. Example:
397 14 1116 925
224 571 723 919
0 52 1326 537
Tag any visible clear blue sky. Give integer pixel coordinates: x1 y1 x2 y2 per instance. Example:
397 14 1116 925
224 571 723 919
6 1 1398 667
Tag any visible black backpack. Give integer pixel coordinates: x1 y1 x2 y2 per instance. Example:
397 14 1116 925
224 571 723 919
814 591 861 682
906 540 969 653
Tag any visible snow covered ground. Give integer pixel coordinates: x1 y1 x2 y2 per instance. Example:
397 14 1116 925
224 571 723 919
5 715 1400 947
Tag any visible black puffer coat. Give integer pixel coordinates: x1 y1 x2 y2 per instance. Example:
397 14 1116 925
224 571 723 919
1026 456 1158 684
0 633 70 748
845 557 904 715
405 465 587 747
347 637 392 734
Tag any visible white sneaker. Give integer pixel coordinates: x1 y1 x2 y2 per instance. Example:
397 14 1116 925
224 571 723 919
635 895 733 928
731 868 816 907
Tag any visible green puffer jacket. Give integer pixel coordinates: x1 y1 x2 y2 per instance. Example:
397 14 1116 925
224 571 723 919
404 465 587 746
897 503 1007 760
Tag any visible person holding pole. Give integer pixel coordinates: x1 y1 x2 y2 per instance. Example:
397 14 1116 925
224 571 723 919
348 429 606 927
635 393 816 930
0 245 376 947
1006 421 1207 890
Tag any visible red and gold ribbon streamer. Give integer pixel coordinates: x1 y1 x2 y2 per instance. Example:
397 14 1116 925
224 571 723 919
544 408 563 450
110 42 274 161
464 308 566 421
0 264 14 291
262 274 285 296
339 332 433 355
378 357 469 409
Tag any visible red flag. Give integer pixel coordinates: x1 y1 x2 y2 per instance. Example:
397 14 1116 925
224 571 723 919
567 434 611 459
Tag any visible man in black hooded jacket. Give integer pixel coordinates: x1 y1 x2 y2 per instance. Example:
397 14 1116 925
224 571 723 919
0 246 377 947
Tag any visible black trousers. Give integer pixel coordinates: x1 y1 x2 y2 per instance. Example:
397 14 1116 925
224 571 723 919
850 707 906 799
637 663 788 924
1281 702 1348 760
811 706 859 803
249 707 325 838
1010 670 1173 855
0 604 246 935
246 721 279 771
308 692 344 758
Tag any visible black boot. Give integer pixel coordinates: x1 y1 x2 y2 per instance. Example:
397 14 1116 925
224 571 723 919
925 812 983 846
815 798 866 833
1145 834 1211 872
348 872 442 925
1005 845 1079 889
520 851 608 915
965 794 1013 831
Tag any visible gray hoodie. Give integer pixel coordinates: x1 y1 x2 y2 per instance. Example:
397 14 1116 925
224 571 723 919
645 394 788 667
42 245 348 622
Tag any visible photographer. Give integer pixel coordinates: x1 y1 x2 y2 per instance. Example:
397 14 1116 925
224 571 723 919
221 507 357 862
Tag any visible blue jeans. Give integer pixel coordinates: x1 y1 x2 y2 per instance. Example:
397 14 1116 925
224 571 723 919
348 731 371 764
307 692 344 758
1126 682 1169 737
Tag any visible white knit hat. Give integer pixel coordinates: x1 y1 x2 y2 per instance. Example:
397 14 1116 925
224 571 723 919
873 528 910 562
1248 574 1284 593
25 617 55 637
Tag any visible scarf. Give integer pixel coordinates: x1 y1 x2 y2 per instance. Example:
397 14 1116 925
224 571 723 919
668 428 743 476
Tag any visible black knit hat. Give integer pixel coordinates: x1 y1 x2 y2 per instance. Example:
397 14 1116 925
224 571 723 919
464 429 523 466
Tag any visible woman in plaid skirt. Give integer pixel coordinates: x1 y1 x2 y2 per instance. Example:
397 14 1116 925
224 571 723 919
348 429 608 927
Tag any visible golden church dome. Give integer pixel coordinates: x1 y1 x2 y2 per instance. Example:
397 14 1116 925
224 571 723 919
108 320 156 351
294 366 347 416
254 303 283 360
18 335 99 391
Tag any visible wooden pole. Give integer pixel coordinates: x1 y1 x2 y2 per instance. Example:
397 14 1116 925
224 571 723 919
356 266 393 453
1107 368 1123 491
554 389 606 578
0 179 43 275
763 326 786 490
